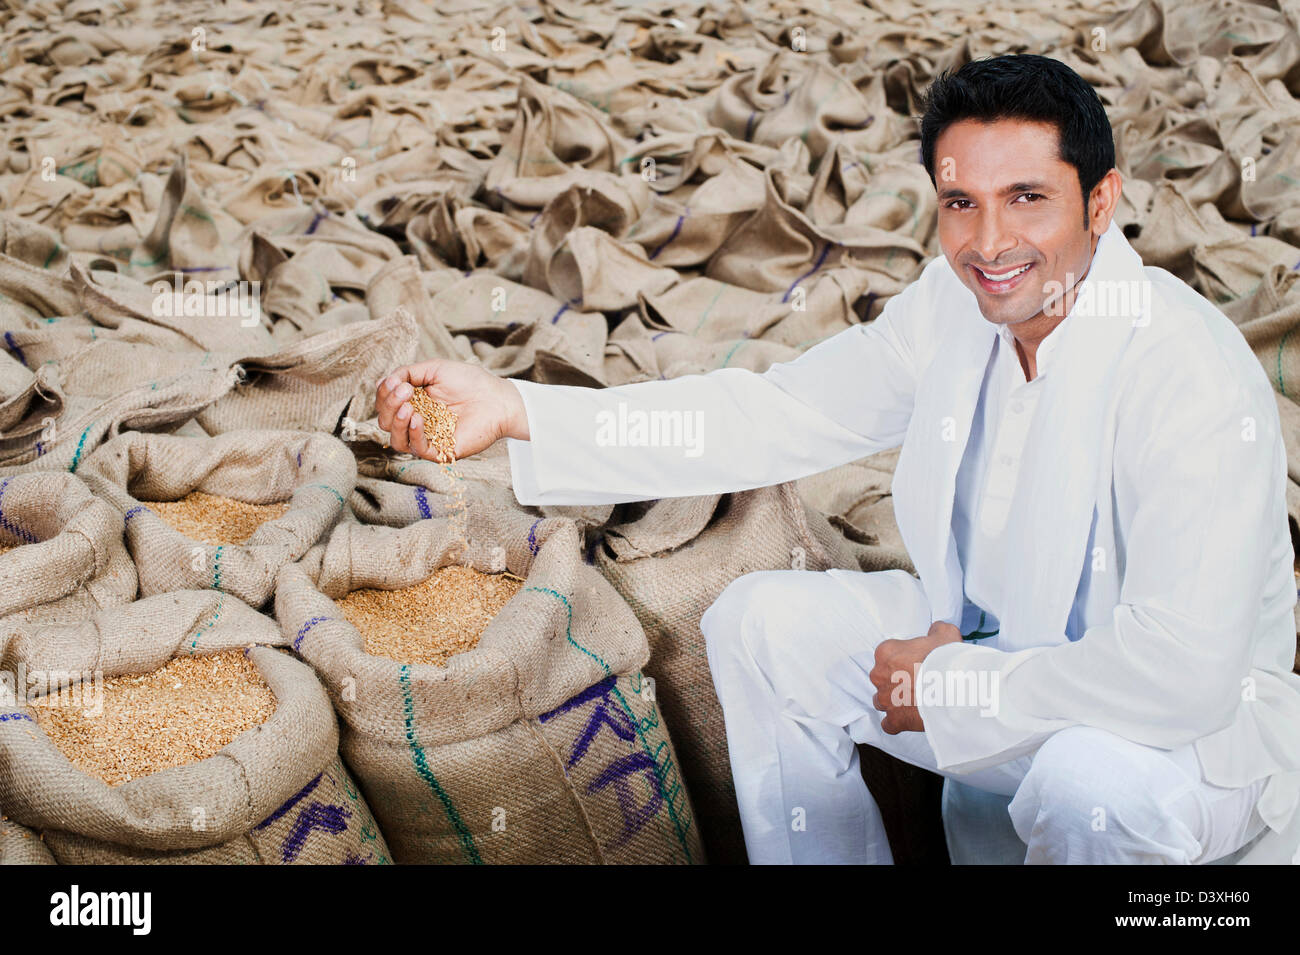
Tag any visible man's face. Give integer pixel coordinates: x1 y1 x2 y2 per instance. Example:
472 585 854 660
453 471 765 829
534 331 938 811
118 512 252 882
933 118 1099 329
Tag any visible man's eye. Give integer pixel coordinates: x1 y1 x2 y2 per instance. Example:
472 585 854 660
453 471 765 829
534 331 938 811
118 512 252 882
946 199 972 209
1015 193 1044 203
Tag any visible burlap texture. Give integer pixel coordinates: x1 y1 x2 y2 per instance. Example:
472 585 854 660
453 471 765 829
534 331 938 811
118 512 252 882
0 363 237 474
796 447 916 573
347 436 614 532
0 816 56 864
276 511 704 864
194 309 419 435
77 430 355 608
0 472 137 624
591 481 891 864
0 592 391 864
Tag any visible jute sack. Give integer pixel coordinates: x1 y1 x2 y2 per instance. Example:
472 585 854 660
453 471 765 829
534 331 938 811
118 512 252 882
796 449 917 574
617 134 771 268
0 352 39 434
68 262 272 355
1270 393 1300 538
0 364 237 474
0 472 137 625
652 331 800 378
591 481 869 865
276 512 704 864
349 436 614 532
365 257 474 364
0 251 81 325
0 592 391 864
13 335 228 401
1238 293 1300 398
707 169 927 299
3 263 266 396
194 308 418 435
404 268 612 386
77 430 355 608
638 267 878 349
0 213 68 276
484 75 632 210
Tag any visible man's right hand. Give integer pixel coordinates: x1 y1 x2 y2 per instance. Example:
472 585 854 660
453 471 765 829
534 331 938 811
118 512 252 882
375 359 529 461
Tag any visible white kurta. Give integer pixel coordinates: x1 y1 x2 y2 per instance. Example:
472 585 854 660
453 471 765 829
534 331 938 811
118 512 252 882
507 220 1300 862
953 309 1074 645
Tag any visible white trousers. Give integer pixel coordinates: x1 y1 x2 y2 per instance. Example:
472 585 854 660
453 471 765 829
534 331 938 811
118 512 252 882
701 568 1271 865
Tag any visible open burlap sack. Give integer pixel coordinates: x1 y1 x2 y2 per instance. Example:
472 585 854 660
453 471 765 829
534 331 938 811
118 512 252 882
0 591 391 864
0 252 80 325
349 438 614 533
77 430 355 608
0 472 137 625
485 74 632 210
652 330 800 378
1 260 269 400
402 268 612 386
708 169 928 299
365 256 474 364
276 511 704 865
68 262 272 355
1239 294 1300 400
0 363 237 474
194 308 418 435
0 214 69 275
638 267 878 349
591 481 874 864
7 336 216 402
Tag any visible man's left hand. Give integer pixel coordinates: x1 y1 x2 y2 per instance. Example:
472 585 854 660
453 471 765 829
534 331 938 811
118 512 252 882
869 622 963 734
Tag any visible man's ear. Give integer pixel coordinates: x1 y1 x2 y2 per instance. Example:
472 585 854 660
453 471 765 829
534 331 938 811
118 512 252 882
1088 168 1123 237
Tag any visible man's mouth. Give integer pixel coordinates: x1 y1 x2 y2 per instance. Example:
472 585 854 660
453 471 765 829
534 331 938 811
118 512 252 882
971 262 1034 294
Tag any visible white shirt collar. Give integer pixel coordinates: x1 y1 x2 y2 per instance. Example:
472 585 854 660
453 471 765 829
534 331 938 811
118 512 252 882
996 292 1077 380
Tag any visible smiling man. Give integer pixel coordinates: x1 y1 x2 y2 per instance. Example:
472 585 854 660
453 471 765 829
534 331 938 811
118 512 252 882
376 54 1300 864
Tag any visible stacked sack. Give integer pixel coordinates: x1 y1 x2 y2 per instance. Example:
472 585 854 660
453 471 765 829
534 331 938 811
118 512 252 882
276 507 704 864
0 592 390 863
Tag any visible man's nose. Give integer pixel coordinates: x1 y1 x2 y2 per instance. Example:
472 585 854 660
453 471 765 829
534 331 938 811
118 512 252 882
972 209 1018 266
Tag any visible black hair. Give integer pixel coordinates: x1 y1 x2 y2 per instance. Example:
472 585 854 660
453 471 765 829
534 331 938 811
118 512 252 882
919 54 1115 221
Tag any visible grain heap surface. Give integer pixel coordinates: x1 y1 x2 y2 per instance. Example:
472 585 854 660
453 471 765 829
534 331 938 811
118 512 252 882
149 491 290 546
29 650 277 786
335 564 522 666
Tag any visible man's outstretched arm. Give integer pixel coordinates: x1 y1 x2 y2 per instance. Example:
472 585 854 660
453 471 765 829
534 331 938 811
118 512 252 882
504 279 934 506
377 271 935 506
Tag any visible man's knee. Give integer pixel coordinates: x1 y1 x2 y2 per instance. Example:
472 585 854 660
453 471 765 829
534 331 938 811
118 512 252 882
701 570 807 663
1010 726 1199 862
1017 727 1144 822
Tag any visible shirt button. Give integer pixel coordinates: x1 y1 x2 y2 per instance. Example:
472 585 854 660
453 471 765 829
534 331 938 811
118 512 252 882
1000 454 1014 466
1011 401 1025 414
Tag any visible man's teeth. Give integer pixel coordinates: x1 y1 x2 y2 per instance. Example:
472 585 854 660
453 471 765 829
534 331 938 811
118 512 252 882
978 264 1031 282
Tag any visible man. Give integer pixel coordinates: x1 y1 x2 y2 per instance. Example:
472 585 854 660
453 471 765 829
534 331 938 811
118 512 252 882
376 54 1300 864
